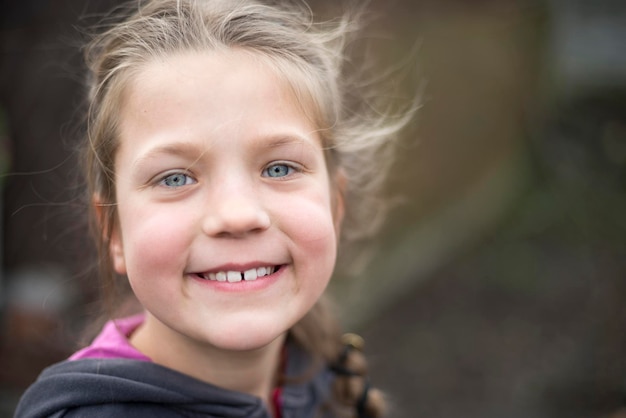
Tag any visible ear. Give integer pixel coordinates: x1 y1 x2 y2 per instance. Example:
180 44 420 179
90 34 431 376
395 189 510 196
92 194 127 275
109 224 127 275
332 169 347 233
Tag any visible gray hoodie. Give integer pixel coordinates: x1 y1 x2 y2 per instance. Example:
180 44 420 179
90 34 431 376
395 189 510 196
15 345 335 418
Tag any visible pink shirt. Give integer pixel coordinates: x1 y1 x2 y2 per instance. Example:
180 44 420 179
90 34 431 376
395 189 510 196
69 314 151 362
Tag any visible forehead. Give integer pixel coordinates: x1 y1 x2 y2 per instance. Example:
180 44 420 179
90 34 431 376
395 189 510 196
123 49 287 112
120 48 321 126
114 49 324 159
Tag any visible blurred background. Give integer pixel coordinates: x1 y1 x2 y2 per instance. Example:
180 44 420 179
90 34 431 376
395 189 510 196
1 0 625 417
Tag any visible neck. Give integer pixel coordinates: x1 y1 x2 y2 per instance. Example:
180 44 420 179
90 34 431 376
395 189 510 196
130 312 286 405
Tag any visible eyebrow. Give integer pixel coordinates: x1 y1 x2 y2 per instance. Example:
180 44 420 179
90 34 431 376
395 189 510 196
132 142 207 170
139 142 204 160
137 134 318 161
134 134 315 171
263 134 319 150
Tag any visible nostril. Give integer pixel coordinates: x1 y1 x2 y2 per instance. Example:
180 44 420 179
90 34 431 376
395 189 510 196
202 199 270 237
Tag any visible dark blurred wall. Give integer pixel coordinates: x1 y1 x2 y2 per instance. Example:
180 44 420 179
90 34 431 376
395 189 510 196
355 1 626 418
0 0 117 411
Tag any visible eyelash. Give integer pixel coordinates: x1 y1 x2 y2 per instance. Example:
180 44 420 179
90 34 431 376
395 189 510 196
262 162 303 179
157 171 196 188
153 161 303 188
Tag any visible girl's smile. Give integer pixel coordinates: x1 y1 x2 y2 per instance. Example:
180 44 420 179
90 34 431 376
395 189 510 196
107 49 342 372
189 264 286 293
191 263 281 283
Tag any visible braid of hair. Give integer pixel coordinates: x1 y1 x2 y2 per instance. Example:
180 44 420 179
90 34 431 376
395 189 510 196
289 295 386 418
331 334 386 418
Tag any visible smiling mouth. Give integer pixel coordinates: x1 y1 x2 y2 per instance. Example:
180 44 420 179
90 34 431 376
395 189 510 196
195 265 281 283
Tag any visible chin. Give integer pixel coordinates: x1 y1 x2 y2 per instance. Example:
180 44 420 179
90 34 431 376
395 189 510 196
206 324 288 352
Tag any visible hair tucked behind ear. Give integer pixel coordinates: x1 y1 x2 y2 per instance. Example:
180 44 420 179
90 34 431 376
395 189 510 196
82 1 416 416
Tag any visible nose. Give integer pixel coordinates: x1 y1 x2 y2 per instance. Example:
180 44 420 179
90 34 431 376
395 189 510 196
202 180 271 238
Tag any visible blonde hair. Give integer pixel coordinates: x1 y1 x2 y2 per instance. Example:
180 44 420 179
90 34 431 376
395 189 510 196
83 0 414 416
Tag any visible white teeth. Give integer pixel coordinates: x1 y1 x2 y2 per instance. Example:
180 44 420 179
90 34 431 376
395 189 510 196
227 271 241 282
199 266 276 282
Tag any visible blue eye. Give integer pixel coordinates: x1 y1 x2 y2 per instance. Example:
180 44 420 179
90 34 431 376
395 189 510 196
264 163 293 178
160 173 195 187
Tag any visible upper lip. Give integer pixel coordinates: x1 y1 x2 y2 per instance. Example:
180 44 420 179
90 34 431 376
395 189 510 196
190 262 283 274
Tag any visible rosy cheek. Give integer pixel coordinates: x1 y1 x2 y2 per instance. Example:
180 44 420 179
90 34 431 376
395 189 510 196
122 206 194 273
277 191 336 238
275 194 338 277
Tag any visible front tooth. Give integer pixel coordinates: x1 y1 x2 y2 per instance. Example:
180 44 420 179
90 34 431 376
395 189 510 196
244 269 257 281
227 271 241 282
257 267 267 277
216 272 227 282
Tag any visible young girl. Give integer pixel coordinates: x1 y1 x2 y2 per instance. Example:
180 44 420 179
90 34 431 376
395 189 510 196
16 0 413 417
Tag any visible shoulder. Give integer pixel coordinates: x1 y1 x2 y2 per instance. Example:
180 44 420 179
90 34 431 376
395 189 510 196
14 359 176 418
15 358 267 418
21 402 185 418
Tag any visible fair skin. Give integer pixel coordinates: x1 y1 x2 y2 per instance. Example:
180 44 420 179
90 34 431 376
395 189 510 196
105 49 343 406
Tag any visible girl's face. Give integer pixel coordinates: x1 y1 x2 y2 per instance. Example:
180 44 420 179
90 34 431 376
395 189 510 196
108 50 342 352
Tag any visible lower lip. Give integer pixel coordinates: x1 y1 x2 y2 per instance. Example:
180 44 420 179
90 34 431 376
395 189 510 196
189 266 285 293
